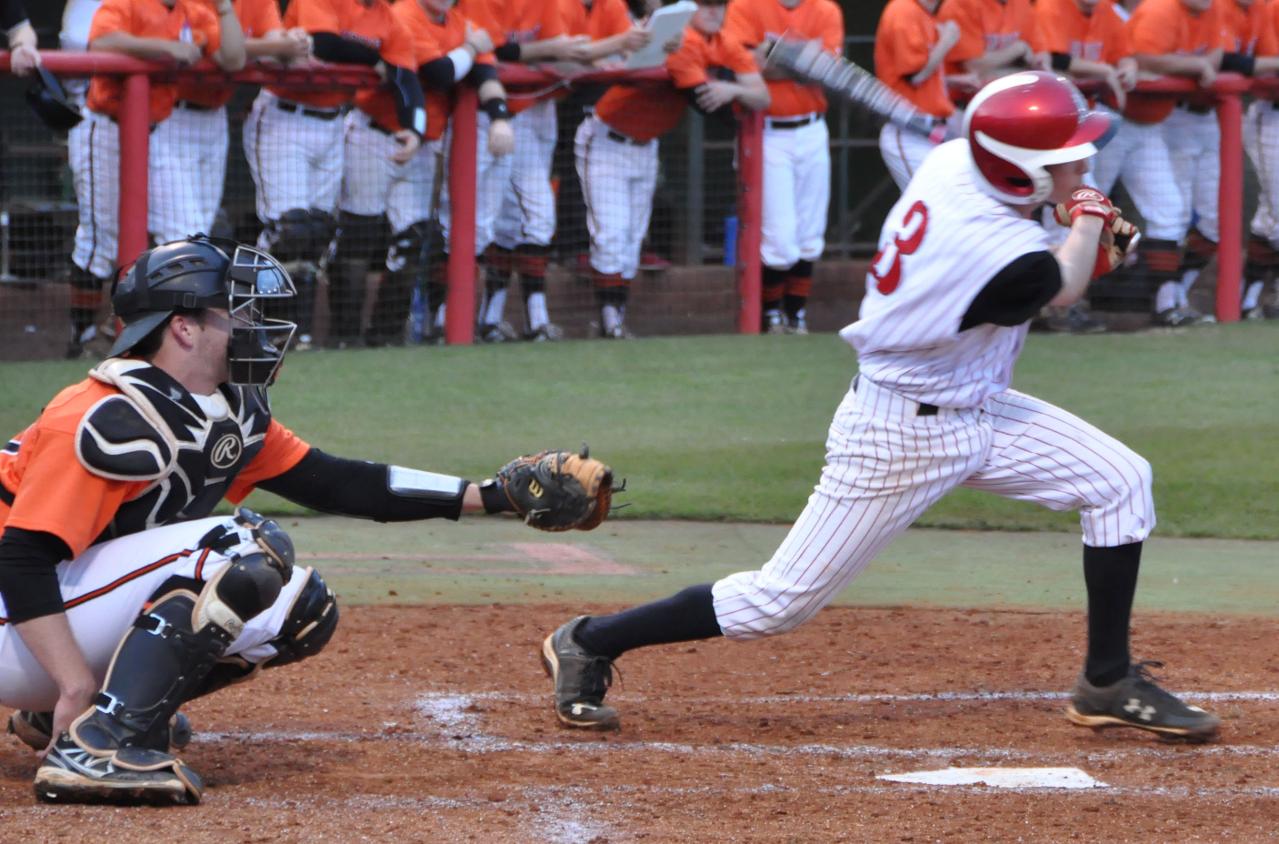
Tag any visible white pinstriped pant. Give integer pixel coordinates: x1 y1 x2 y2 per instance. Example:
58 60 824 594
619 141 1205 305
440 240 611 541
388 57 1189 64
1244 100 1279 246
1163 107 1221 242
712 377 1155 640
1089 114 1185 242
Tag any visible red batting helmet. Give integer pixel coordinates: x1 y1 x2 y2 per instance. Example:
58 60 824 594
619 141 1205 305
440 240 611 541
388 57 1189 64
963 71 1113 206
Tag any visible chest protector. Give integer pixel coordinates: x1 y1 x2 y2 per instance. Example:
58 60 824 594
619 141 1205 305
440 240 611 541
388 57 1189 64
75 359 273 542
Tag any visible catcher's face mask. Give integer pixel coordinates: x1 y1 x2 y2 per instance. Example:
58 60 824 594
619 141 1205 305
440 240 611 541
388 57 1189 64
225 244 297 387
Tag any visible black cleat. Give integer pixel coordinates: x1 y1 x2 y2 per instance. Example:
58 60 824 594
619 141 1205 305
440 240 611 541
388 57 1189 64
540 616 620 730
9 710 192 752
34 734 203 805
1066 661 1220 741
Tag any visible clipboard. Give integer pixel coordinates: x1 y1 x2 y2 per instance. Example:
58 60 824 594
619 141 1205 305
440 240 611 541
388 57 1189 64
622 1 698 70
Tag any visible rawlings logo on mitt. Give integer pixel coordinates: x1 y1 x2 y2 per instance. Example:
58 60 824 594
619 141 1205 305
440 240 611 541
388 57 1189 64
496 446 614 531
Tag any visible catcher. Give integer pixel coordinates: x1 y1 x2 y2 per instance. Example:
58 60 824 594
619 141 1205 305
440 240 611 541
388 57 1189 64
0 235 612 806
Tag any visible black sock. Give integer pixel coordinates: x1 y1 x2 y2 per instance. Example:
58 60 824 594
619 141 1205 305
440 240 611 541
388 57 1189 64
1083 542 1142 687
574 584 723 659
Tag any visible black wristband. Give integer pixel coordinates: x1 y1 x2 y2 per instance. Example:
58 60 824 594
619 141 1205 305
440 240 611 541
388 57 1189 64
1050 52 1072 72
1221 52 1256 76
479 479 514 514
481 97 511 121
495 42 521 62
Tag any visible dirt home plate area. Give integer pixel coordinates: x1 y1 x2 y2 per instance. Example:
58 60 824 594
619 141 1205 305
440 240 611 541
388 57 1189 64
2 605 1277 841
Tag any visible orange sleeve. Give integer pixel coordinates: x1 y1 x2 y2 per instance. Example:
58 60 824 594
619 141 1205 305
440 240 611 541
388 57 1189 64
821 1 845 53
539 0 566 40
666 30 709 88
601 0 632 38
2 427 142 559
725 34 759 75
224 420 313 505
1102 6 1131 63
245 0 284 37
939 0 986 64
1258 7 1279 55
878 4 933 79
88 0 131 42
191 3 222 58
724 0 765 48
293 0 342 34
1126 5 1180 54
1033 0 1070 53
379 13 416 68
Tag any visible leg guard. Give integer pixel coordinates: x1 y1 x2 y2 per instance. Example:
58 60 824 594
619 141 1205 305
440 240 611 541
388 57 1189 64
35 549 290 805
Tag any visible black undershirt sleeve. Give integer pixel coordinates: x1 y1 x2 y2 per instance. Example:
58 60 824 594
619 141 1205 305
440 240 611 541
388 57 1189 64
1221 52 1256 76
385 64 425 134
494 42 521 62
256 448 467 522
310 32 382 66
419 56 456 90
958 251 1063 331
468 62 498 87
0 527 72 624
2 0 29 32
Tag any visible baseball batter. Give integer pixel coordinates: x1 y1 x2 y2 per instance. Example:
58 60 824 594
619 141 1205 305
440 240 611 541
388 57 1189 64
577 0 768 339
242 0 424 346
874 0 958 189
541 72 1220 744
725 0 844 334
67 0 243 358
0 235 611 805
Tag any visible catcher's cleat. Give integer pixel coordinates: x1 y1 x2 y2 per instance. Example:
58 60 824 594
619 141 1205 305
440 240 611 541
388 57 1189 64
541 616 620 730
9 711 193 753
34 734 204 806
1065 661 1220 741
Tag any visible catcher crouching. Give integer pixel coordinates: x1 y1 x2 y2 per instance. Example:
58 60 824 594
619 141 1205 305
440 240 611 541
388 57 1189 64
0 235 614 806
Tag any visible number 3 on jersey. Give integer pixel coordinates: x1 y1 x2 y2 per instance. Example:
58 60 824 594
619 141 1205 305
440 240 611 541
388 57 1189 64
869 200 929 294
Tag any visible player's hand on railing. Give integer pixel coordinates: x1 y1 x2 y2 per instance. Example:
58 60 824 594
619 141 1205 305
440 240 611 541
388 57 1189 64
165 41 204 67
1103 68 1128 111
9 44 40 76
1116 58 1138 90
557 35 594 64
465 23 494 57
391 129 421 164
282 27 313 62
1198 58 1217 89
695 81 737 112
488 117 515 157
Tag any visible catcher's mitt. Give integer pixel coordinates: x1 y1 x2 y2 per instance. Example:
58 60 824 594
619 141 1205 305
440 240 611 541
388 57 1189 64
495 446 613 531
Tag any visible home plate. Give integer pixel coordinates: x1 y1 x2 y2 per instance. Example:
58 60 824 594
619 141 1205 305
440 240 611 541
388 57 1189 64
878 767 1107 789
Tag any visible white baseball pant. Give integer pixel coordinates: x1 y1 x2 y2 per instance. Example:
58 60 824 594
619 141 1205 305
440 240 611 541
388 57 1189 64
494 100 559 249
1163 106 1220 242
711 377 1154 639
70 111 164 280
339 110 440 234
243 90 345 223
438 112 514 256
1089 114 1186 241
1244 100 1279 247
575 115 658 279
878 123 938 190
0 516 313 712
149 101 229 244
762 115 830 269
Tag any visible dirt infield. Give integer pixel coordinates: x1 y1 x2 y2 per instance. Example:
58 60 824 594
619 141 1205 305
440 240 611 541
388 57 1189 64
2 604 1276 842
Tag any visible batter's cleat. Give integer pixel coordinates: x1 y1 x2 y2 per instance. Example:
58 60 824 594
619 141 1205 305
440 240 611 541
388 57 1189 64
9 711 193 753
541 616 620 730
34 734 204 805
1065 661 1220 741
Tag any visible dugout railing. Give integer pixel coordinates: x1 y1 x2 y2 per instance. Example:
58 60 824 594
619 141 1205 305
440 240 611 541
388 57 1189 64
0 53 765 349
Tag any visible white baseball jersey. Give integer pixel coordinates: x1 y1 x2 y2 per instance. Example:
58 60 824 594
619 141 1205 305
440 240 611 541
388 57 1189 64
761 116 830 269
709 137 1156 640
0 516 311 712
575 115 659 280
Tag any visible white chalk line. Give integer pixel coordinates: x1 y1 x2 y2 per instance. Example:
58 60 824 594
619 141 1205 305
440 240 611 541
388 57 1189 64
411 689 1279 705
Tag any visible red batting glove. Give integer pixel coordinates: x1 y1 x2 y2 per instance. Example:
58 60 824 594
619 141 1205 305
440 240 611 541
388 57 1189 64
1053 187 1119 227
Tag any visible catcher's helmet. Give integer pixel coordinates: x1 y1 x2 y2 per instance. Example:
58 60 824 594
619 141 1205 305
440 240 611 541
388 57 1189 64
963 71 1112 206
109 235 297 386
25 65 82 133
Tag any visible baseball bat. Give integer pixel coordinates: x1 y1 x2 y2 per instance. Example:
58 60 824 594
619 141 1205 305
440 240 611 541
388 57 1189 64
764 39 950 143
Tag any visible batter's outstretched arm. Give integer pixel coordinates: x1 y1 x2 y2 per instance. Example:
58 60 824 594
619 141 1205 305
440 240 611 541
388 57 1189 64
1050 215 1105 307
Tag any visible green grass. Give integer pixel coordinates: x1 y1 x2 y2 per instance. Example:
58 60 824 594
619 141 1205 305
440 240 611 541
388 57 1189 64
2 323 1276 538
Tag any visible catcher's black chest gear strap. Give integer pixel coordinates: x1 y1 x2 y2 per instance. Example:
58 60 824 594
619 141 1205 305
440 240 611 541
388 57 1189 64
84 361 274 544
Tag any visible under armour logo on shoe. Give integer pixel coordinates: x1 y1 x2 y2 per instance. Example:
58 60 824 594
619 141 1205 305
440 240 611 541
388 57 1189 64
1124 698 1156 722
570 703 594 716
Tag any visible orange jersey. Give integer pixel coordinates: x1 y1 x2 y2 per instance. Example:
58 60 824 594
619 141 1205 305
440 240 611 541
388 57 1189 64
596 26 758 141
559 0 633 39
874 0 956 118
177 0 283 109
939 0 1038 75
1124 0 1227 122
0 378 310 558
1033 0 1129 63
270 0 416 110
1220 0 1278 55
458 0 566 113
86 0 222 123
725 0 844 117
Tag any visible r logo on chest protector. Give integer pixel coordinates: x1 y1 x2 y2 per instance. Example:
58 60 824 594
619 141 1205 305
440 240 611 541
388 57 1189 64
210 433 243 470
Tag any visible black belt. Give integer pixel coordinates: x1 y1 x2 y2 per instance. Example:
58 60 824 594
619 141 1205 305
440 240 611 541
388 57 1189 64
174 100 215 112
768 115 818 130
606 129 650 146
0 484 13 506
367 120 397 137
275 100 345 120
852 376 939 416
